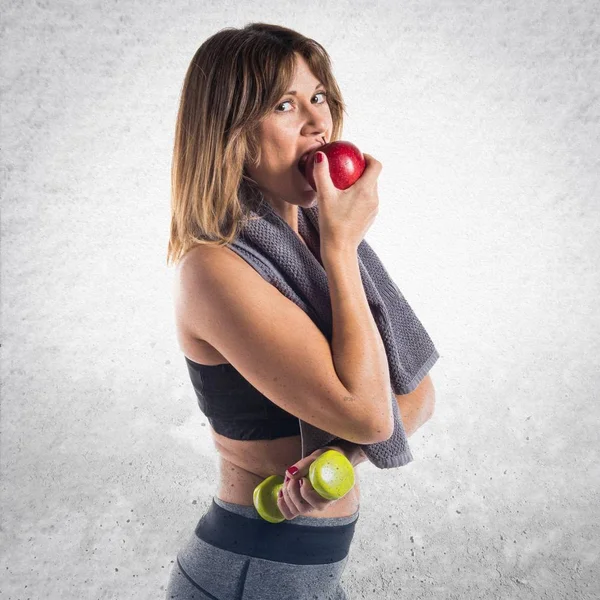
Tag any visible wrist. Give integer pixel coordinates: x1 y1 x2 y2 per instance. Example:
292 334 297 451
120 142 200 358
324 440 368 467
321 246 358 269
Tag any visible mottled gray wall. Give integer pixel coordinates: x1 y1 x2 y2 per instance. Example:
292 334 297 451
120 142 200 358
1 1 598 598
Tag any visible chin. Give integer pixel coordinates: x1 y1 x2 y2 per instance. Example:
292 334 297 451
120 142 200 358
300 189 317 204
303 194 318 209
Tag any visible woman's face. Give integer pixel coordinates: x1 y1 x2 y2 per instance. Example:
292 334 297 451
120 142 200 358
245 54 333 212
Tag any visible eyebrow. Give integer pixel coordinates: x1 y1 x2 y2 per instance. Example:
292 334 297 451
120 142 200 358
283 82 324 96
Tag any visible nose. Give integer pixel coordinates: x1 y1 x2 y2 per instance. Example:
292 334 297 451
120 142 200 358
300 103 328 138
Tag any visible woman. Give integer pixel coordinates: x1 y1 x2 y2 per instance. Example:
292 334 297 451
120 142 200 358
166 23 435 600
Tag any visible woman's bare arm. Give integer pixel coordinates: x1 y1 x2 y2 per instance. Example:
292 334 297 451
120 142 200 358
395 392 434 437
325 374 436 463
395 373 436 436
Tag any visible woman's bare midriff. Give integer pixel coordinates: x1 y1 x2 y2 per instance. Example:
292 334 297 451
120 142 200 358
181 337 360 519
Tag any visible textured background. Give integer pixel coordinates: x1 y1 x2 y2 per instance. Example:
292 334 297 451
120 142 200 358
1 1 599 598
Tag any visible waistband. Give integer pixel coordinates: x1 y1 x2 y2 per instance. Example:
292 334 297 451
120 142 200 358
213 496 360 525
195 498 360 564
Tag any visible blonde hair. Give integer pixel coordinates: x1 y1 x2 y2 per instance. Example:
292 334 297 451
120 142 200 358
166 22 347 267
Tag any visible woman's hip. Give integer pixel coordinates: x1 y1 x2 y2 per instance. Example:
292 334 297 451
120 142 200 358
166 496 359 600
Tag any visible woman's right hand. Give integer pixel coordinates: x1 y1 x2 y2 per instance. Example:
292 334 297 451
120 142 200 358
313 151 383 256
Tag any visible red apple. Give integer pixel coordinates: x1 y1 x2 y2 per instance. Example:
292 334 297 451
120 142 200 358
299 141 366 191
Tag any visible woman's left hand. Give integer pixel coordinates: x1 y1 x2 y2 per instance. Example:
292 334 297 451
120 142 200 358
277 446 345 520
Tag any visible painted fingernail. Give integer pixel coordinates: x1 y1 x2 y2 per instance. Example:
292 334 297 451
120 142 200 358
279 490 283 498
315 152 323 163
285 476 289 483
299 479 304 487
288 466 299 476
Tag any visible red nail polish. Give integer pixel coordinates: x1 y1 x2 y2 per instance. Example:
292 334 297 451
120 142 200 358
285 476 289 483
299 479 304 487
315 152 323 163
288 466 299 476
279 489 283 498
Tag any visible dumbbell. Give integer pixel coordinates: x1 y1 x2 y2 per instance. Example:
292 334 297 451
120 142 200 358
253 449 355 523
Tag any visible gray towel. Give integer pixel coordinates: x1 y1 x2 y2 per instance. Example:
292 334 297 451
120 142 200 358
225 190 439 468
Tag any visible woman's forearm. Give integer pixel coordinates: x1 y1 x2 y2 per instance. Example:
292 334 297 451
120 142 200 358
397 395 433 437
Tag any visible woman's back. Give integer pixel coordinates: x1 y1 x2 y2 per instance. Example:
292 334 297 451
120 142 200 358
174 242 362 518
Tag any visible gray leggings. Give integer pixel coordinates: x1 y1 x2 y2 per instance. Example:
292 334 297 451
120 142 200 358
166 496 360 600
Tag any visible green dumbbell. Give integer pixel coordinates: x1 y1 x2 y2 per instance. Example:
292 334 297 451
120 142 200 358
253 449 355 523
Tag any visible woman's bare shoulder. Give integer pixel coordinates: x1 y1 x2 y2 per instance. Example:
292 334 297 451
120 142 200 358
178 243 240 273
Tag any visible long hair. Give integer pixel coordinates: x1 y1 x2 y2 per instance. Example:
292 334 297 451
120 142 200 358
166 23 347 267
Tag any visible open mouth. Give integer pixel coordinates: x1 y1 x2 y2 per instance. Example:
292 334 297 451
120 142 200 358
297 154 309 176
297 139 326 176
297 149 318 175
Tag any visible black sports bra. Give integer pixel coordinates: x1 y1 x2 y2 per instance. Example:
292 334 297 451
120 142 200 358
184 356 300 441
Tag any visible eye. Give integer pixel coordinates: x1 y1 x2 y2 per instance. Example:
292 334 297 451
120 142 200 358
275 91 328 113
